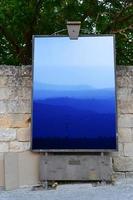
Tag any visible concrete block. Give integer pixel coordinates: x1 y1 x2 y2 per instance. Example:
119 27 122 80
19 151 40 186
0 114 31 128
124 143 133 156
9 141 30 152
0 153 5 186
113 156 133 172
17 128 31 142
0 128 16 141
4 151 40 189
40 155 113 181
0 142 9 152
4 152 19 190
118 128 132 142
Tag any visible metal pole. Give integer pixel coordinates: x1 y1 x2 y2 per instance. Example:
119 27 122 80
44 152 48 189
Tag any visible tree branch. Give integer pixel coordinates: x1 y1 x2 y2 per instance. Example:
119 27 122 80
102 3 133 33
0 25 20 54
80 0 98 23
24 0 43 43
17 0 43 64
111 25 133 34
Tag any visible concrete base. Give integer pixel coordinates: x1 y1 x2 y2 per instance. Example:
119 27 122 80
4 151 40 190
5 153 19 190
0 153 5 187
40 154 113 182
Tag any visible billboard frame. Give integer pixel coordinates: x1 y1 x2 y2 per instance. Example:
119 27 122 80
31 34 118 152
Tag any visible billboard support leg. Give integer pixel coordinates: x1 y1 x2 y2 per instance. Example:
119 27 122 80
43 152 48 190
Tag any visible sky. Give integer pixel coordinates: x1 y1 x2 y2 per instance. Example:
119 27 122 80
33 36 115 89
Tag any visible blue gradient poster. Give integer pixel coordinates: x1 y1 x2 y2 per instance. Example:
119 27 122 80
32 36 117 151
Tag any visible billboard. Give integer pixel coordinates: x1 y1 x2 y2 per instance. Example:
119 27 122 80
32 36 117 151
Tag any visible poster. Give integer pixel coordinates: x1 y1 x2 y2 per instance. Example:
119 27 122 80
32 36 117 151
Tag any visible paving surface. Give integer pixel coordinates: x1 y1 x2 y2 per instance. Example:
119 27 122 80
1 179 133 200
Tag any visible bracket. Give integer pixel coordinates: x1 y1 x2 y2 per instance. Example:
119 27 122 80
67 21 81 40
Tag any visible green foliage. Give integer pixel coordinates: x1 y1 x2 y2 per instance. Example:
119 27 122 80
0 0 133 65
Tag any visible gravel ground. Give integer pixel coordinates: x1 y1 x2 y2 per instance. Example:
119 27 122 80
1 179 133 200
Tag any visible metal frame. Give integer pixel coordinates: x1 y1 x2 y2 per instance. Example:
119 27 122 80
31 34 118 152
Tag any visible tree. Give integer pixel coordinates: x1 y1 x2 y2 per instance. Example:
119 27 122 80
0 0 133 66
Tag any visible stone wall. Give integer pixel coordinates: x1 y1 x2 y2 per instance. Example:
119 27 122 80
113 66 133 179
0 65 39 188
0 65 31 152
0 65 133 188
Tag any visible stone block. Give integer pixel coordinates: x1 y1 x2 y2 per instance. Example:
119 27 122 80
0 88 12 100
117 88 133 101
0 76 8 87
17 128 31 142
113 156 133 172
5 76 32 87
7 100 31 113
19 65 32 77
0 128 16 141
118 143 124 156
118 100 133 114
118 128 132 143
117 76 133 88
0 142 9 152
1 86 31 101
112 172 125 181
111 142 124 157
18 87 31 100
9 141 30 152
0 153 5 186
118 114 133 128
6 76 22 87
0 65 19 76
126 172 133 179
9 88 19 100
19 151 40 186
0 114 31 128
0 100 7 113
124 143 133 156
21 77 32 87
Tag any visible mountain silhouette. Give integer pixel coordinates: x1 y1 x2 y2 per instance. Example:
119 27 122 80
33 83 115 100
32 84 116 150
